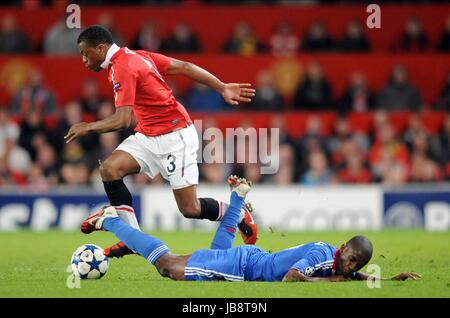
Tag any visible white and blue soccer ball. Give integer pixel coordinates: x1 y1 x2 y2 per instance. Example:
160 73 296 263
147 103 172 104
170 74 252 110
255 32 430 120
71 244 109 279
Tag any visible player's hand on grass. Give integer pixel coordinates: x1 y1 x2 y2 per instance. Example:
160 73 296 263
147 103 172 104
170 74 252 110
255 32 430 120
391 272 422 281
221 83 256 105
64 122 90 143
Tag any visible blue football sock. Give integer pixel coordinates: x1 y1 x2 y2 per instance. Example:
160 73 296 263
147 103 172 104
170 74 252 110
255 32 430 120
102 217 169 264
210 191 245 250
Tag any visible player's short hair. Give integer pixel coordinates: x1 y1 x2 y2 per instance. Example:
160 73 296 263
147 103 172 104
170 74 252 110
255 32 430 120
77 25 113 47
346 235 373 263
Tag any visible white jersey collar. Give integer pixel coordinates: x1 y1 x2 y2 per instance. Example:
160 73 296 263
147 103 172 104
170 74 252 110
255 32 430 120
100 43 120 69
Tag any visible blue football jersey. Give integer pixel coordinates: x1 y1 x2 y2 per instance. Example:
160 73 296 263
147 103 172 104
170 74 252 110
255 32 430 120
244 241 338 281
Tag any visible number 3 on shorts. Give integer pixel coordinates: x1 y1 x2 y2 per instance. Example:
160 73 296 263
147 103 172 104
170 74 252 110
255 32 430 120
165 154 176 174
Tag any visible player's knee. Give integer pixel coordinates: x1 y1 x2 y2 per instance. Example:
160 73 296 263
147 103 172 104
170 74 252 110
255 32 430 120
178 204 200 218
100 160 123 180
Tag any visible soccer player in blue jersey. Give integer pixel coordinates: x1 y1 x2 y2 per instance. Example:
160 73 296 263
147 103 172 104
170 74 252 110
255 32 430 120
82 176 421 283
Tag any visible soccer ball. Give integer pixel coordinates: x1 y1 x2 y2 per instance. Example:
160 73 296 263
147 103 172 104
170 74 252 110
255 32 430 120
71 244 109 279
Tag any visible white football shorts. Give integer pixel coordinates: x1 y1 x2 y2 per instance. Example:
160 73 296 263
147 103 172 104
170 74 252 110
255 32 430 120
116 124 199 190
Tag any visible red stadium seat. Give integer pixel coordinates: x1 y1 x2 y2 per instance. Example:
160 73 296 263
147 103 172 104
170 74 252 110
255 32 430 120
421 112 446 135
348 112 373 134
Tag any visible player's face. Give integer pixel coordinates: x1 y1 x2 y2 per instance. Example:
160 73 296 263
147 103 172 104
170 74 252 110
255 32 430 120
336 246 368 278
78 42 107 72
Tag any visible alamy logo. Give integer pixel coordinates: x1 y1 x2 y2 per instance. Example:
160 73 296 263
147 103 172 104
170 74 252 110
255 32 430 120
194 120 280 175
66 4 81 29
366 4 381 29
66 265 81 289
366 264 382 288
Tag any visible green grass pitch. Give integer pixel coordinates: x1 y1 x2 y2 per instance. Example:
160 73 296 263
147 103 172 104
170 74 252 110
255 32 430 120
0 230 449 298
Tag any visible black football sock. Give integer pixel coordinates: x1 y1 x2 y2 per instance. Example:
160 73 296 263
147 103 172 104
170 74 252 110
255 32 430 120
103 179 133 207
198 198 220 221
103 179 141 234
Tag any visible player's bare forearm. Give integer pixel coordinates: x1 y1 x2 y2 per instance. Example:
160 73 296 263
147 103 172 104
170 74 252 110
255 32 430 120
87 107 132 133
282 269 351 283
65 106 132 143
167 59 225 92
167 58 255 105
353 271 422 281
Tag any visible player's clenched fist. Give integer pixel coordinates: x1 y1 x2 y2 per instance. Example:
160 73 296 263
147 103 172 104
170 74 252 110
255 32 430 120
64 122 90 143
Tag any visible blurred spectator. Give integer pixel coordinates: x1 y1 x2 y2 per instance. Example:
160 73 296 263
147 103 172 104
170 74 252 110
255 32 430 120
97 100 115 120
269 114 296 147
223 21 263 56
0 108 20 158
200 162 227 184
435 72 450 111
439 115 450 179
162 23 201 53
43 18 81 55
0 157 13 186
242 163 264 184
10 70 57 115
339 20 371 52
339 72 376 114
293 62 333 110
78 78 106 115
328 116 370 166
380 160 408 186
53 101 98 153
61 140 86 164
337 148 372 183
0 14 31 53
410 152 442 182
301 150 332 185
27 163 53 192
268 143 296 185
97 13 124 46
397 16 429 52
370 123 410 181
61 162 90 185
4 136 31 185
133 21 161 52
97 132 119 161
377 64 422 111
301 21 335 52
297 115 329 174
437 16 450 52
35 142 60 182
18 111 52 161
372 109 389 132
403 114 441 162
269 21 299 57
248 70 285 111
187 83 227 112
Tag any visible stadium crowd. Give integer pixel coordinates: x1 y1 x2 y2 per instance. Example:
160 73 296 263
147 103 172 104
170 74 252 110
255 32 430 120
1 11 450 55
1 67 449 190
0 4 449 189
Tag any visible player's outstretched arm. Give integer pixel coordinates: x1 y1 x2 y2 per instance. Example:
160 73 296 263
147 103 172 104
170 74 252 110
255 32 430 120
282 269 351 283
353 271 422 281
64 106 132 143
167 58 255 105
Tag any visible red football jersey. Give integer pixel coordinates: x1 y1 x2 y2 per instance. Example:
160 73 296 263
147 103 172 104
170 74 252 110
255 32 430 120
107 47 192 136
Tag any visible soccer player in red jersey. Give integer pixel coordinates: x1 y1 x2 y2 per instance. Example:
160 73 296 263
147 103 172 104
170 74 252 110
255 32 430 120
65 25 257 257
